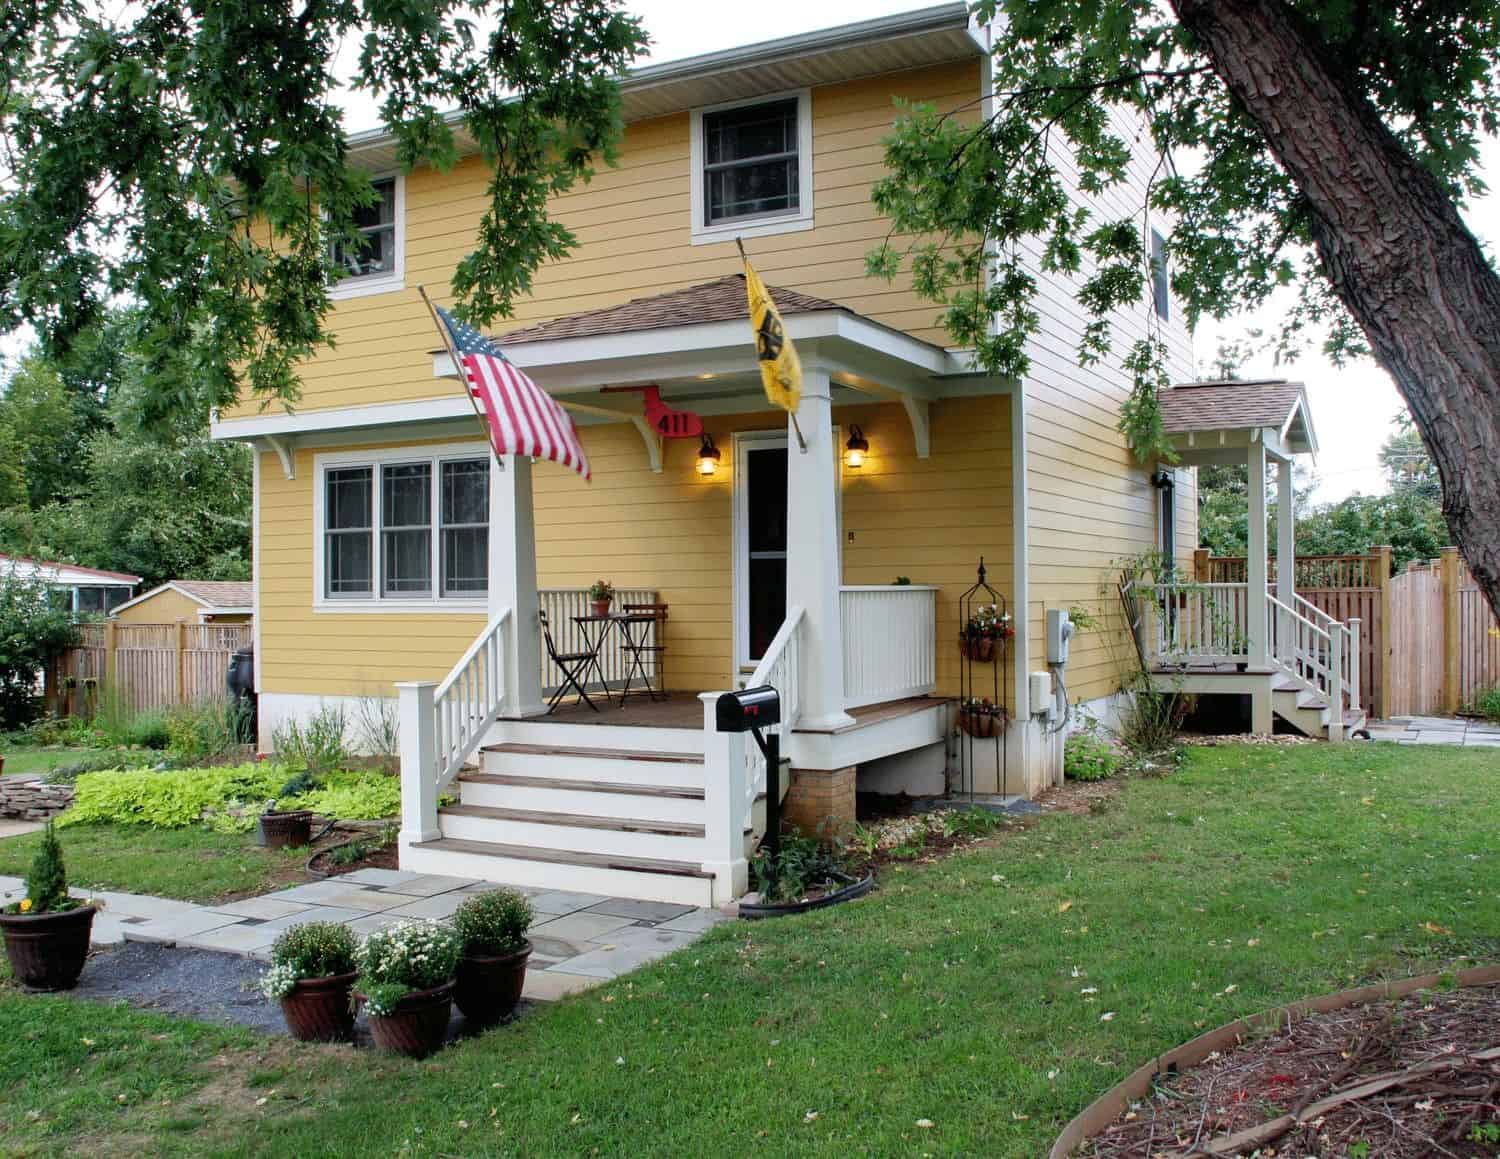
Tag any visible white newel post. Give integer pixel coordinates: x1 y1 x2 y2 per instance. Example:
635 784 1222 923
785 367 854 729
491 455 544 717
1245 437 1269 673
699 692 748 904
1276 456 1296 666
397 680 440 844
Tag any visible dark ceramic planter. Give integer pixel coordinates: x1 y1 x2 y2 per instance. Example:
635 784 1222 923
279 970 357 1042
0 904 95 990
454 941 531 1028
359 982 454 1058
257 810 313 849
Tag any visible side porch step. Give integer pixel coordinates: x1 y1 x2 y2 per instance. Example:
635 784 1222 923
402 836 714 907
478 742 704 788
442 802 705 839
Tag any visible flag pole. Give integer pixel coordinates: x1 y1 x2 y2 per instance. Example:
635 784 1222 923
736 237 807 453
417 284 503 466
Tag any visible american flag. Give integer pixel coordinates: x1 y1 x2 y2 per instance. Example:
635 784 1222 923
434 303 591 481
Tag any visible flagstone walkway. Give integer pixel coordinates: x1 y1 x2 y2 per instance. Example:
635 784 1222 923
0 869 730 1003
1364 715 1500 746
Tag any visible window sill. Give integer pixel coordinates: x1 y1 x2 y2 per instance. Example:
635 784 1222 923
313 599 489 615
690 213 814 247
327 275 405 302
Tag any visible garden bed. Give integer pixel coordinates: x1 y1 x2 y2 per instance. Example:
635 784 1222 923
1067 970 1500 1159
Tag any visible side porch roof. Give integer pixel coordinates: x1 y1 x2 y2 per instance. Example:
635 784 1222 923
1158 379 1318 464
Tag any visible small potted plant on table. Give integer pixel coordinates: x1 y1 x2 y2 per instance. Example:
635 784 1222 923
452 888 533 1028
260 921 359 1041
354 920 462 1058
0 821 95 991
588 579 615 617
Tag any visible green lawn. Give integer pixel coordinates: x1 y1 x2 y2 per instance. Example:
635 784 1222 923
0 824 309 903
0 746 109 777
2 742 1497 1156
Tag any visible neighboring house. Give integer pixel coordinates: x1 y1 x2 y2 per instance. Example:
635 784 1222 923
211 4 1208 904
111 581 254 626
0 553 139 615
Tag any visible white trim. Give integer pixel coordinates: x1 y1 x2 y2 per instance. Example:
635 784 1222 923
252 448 263 694
326 173 406 301
690 88 813 246
311 441 494 613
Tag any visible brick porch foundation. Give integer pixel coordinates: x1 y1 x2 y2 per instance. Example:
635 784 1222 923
782 765 856 838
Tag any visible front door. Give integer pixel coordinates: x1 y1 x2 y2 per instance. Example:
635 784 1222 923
741 440 788 668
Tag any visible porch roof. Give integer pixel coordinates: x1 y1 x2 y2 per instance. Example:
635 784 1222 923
1159 379 1318 462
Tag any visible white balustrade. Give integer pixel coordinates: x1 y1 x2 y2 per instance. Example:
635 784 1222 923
537 587 659 695
840 585 938 708
1135 582 1251 666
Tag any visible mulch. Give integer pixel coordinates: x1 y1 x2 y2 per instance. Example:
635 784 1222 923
1081 983 1500 1158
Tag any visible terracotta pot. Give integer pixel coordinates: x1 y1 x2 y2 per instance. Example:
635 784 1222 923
0 904 95 991
257 810 313 849
961 635 996 662
359 982 454 1058
279 970 357 1042
454 941 531 1028
591 598 612 617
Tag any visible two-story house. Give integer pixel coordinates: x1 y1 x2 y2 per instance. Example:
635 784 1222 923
212 3 1204 905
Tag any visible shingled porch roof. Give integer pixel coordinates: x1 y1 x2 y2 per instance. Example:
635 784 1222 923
1158 379 1317 458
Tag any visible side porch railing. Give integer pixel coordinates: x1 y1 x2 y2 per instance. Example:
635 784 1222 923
840 585 938 708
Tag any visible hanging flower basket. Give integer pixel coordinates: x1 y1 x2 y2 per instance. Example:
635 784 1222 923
958 700 1008 738
960 634 996 662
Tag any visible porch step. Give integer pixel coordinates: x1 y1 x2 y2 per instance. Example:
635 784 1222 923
479 742 704 788
460 772 705 825
403 837 714 908
442 802 705 839
490 718 703 756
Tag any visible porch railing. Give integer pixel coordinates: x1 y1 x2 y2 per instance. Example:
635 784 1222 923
840 585 938 708
399 608 510 845
1271 592 1361 716
699 604 805 906
1132 581 1251 666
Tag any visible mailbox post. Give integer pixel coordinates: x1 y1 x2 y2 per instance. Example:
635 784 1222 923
715 686 782 862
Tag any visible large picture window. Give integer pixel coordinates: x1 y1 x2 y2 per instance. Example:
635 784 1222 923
317 448 489 607
690 91 812 244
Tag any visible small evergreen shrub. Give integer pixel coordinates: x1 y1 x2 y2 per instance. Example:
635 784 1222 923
355 921 462 1016
260 921 358 999
4 821 78 915
453 889 533 956
1064 729 1121 781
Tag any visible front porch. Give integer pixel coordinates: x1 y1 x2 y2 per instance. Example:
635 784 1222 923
396 277 1016 905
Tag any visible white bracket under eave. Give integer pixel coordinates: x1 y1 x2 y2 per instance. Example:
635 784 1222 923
560 400 664 474
263 435 296 480
902 395 931 459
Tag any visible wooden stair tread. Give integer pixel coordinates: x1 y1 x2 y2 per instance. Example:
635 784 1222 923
442 802 704 838
415 836 713 879
481 742 703 765
459 772 704 800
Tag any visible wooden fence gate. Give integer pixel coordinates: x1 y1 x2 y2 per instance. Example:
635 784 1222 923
51 622 253 716
1386 563 1445 717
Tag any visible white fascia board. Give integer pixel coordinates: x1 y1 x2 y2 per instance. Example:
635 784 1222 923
213 396 475 442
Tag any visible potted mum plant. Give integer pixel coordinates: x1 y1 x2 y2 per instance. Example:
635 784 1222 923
0 821 95 990
260 921 359 1041
452 888 533 1028
354 920 462 1058
588 579 615 617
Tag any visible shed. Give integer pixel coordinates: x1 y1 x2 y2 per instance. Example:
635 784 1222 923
110 580 254 625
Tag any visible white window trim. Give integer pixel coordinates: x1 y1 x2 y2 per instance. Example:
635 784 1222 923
327 172 406 301
690 89 814 247
312 441 492 614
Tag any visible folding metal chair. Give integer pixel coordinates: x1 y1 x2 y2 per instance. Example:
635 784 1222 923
540 609 601 712
621 602 669 701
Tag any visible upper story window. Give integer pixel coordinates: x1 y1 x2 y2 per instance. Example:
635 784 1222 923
315 444 489 610
327 175 404 300
690 91 813 245
1149 228 1170 321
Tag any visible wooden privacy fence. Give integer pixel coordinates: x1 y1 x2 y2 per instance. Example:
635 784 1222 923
1386 562 1444 717
51 621 253 716
1195 547 1388 717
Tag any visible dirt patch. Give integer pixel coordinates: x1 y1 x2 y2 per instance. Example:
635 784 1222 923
1082 983 1500 1158
306 836 399 879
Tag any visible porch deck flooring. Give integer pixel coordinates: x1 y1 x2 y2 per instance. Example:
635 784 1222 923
516 692 954 733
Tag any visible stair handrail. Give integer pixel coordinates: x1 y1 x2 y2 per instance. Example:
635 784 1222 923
433 607 512 787
1284 593 1361 716
743 606 805 811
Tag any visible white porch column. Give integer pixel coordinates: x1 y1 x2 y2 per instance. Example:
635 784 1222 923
1276 457 1296 665
785 366 854 729
1245 436 1269 673
490 455 545 717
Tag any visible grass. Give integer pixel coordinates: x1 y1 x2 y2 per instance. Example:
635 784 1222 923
0 824 309 903
1 741 1497 1156
0 746 111 777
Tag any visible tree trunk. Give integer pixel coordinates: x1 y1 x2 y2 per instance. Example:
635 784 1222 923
1171 0 1500 622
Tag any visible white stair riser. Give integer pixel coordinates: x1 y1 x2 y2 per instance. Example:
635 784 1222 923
480 749 704 788
490 720 703 756
440 810 709 861
461 780 703 824
400 841 713 907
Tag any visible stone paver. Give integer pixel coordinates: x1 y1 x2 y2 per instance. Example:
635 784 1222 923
1369 715 1500 745
0 819 42 839
73 868 724 1002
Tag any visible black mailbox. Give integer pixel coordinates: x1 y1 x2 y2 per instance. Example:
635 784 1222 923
715 686 781 732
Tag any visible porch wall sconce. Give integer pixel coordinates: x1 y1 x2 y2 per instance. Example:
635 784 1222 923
697 433 721 476
844 425 869 469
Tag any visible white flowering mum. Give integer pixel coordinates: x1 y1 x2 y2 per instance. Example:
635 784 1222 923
355 920 462 1015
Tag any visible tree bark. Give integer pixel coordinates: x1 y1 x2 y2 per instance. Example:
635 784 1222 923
1170 0 1500 621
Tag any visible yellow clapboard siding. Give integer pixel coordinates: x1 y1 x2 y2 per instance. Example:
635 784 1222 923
112 587 202 625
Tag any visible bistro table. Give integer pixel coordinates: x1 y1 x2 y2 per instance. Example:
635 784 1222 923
571 612 665 707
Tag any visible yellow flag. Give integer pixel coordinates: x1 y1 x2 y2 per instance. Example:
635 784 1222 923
742 254 801 413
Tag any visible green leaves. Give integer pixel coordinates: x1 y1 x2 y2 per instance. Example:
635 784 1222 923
3 0 646 414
